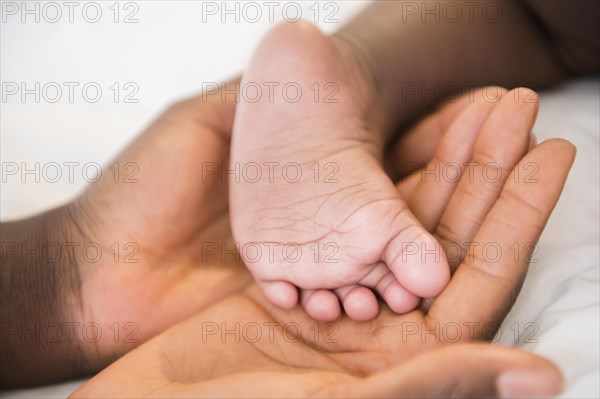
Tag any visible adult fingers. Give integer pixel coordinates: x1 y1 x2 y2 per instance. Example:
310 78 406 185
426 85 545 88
427 139 576 335
386 86 505 181
433 88 537 271
404 90 504 232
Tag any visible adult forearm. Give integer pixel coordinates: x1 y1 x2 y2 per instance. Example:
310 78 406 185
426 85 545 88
334 0 583 140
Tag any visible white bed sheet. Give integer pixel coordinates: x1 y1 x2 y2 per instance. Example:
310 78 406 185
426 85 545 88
1 1 598 397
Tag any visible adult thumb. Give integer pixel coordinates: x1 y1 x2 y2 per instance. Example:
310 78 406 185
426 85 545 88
331 344 563 398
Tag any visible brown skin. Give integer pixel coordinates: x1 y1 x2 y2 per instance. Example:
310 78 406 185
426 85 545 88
336 0 599 140
71 89 574 398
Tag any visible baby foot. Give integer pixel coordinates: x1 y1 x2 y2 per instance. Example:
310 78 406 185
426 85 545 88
230 22 449 321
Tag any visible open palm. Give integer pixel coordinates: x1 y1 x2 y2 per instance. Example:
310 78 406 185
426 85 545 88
72 88 574 398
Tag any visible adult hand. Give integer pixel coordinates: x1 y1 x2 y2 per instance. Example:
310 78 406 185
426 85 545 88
65 81 253 370
72 88 575 398
2 78 259 387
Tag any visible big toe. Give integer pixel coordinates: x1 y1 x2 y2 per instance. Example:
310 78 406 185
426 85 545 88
384 226 451 298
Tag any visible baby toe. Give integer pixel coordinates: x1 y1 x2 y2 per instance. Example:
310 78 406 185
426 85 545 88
260 280 299 310
384 228 450 298
376 275 421 314
336 285 379 321
301 289 341 321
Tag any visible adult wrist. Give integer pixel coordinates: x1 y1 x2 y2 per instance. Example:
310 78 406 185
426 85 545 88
0 205 91 387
